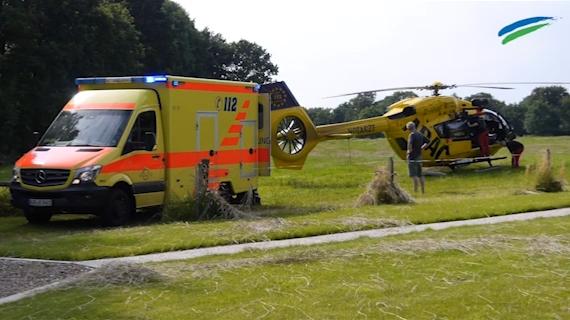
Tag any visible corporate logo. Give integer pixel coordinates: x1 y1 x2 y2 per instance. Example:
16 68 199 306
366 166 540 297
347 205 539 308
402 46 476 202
498 16 557 45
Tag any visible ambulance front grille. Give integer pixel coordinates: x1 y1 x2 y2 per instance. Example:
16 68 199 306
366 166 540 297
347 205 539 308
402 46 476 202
20 169 70 187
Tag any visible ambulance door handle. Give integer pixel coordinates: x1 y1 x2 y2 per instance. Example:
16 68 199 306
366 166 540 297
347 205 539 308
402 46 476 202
152 155 161 159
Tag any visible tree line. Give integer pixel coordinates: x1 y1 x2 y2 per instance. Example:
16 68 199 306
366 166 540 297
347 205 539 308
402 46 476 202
307 86 570 137
0 0 278 161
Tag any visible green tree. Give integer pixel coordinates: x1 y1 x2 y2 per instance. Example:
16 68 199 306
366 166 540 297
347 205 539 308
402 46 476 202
306 107 333 125
521 86 569 135
194 29 233 79
524 100 560 135
0 0 144 158
559 96 570 135
464 92 508 113
223 40 278 83
332 92 376 123
126 0 202 75
501 104 527 136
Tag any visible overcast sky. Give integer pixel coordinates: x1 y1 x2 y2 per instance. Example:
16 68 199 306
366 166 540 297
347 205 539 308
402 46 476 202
174 0 570 108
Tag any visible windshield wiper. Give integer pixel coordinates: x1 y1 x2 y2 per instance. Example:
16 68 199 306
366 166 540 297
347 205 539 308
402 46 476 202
67 143 104 147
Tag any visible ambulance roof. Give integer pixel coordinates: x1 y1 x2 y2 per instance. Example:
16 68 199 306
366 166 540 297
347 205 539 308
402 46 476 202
75 75 258 88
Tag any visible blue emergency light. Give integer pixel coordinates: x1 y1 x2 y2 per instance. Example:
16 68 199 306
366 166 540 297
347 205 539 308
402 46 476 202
75 75 169 85
144 76 168 83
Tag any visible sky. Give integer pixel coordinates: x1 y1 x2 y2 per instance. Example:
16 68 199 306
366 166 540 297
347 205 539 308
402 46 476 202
174 0 570 109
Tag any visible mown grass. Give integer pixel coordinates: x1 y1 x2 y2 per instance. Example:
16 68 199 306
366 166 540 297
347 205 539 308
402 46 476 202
1 216 569 319
0 165 11 181
0 136 569 260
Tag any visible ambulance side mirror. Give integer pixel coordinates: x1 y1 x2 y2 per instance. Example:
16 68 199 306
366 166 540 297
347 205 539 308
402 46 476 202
144 132 156 151
33 131 41 145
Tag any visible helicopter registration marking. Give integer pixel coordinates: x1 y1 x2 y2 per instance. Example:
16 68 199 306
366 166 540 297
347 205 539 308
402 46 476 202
347 125 375 135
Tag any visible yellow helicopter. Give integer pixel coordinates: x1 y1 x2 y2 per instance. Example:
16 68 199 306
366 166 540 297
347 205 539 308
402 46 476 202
262 81 527 170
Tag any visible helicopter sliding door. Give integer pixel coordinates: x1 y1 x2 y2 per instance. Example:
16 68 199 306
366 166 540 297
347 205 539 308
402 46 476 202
434 119 471 141
482 110 513 143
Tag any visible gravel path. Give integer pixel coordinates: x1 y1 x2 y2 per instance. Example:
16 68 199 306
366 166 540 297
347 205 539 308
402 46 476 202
0 259 91 298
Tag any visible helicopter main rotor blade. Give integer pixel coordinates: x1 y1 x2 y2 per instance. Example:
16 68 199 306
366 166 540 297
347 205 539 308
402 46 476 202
458 85 514 90
459 82 570 86
323 81 569 99
324 86 430 98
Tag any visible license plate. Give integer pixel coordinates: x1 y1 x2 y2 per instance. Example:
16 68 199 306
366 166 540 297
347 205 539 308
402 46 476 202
29 199 53 207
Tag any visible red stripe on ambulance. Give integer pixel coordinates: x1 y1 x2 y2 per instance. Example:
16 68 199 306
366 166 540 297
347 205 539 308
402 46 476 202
221 137 240 147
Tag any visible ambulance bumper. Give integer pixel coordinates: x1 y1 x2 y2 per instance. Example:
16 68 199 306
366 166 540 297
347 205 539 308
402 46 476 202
10 182 111 214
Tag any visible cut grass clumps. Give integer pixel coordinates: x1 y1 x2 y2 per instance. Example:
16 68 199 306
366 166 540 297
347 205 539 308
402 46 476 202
534 149 566 192
356 167 414 206
75 263 166 287
162 191 257 222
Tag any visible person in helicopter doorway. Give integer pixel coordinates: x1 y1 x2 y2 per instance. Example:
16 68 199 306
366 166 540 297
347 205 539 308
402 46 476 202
406 122 429 193
506 139 524 168
467 105 490 158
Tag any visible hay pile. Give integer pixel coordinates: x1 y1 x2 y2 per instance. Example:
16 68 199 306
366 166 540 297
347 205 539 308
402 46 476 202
356 168 414 207
534 149 565 192
196 190 257 220
163 189 258 222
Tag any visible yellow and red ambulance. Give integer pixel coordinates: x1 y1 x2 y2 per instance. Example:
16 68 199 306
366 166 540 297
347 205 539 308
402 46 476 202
10 75 274 225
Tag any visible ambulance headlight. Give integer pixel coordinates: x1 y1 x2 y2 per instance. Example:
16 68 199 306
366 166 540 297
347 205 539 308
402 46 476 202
12 167 20 183
72 165 102 184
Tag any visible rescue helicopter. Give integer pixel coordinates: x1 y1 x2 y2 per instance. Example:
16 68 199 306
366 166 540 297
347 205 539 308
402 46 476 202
262 81 569 170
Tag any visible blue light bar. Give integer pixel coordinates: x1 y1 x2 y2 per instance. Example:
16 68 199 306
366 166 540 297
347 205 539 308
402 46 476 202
75 77 108 85
144 76 168 83
75 75 169 85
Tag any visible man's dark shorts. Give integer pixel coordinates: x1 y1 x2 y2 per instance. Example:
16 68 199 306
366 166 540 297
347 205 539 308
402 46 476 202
408 159 422 177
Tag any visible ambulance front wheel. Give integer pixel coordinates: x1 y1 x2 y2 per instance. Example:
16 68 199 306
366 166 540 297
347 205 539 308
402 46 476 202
102 188 134 227
24 208 53 225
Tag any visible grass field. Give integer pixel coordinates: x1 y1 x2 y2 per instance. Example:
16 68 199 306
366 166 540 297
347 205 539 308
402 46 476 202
0 165 10 181
0 136 568 260
1 216 568 319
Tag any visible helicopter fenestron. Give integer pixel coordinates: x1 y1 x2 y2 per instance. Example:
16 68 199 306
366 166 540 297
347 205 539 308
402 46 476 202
262 81 570 170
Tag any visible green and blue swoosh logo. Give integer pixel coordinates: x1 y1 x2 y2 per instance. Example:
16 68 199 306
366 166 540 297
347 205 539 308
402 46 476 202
499 16 556 45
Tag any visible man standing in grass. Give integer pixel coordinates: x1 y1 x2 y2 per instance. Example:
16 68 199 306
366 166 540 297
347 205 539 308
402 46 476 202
406 122 428 193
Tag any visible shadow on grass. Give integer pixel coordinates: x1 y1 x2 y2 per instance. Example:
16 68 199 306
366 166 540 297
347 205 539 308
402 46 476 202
4 210 163 234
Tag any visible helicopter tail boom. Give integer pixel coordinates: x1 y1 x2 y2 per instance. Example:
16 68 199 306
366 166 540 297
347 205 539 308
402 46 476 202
315 116 389 139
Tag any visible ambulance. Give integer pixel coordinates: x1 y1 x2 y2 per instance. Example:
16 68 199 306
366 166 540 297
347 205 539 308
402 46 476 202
10 75 287 226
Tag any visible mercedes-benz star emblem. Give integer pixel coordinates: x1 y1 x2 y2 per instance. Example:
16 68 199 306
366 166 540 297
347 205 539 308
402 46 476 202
35 170 47 184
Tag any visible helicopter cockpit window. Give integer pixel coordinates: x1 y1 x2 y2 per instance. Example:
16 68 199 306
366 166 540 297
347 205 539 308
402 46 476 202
434 119 471 140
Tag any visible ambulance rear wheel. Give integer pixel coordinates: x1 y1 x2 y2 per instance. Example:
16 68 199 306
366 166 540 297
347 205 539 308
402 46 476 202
24 208 53 225
102 188 133 227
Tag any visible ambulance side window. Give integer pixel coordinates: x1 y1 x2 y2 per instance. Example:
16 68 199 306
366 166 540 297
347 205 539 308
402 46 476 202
123 111 157 154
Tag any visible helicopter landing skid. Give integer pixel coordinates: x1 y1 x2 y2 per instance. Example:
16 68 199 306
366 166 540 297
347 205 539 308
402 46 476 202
437 156 507 170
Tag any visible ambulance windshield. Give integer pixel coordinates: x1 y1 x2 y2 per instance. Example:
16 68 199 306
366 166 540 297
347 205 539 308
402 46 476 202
39 110 132 147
